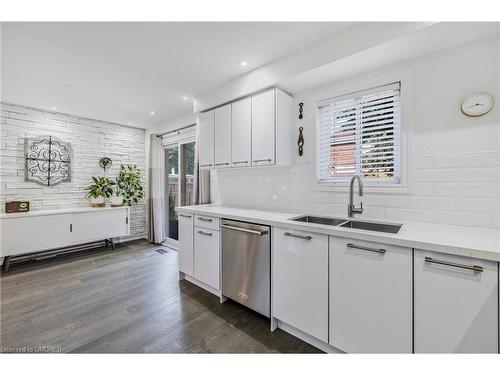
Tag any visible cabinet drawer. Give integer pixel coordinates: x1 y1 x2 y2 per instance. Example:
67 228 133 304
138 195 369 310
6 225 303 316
194 228 220 290
194 214 220 231
329 237 412 353
414 249 498 353
273 227 328 342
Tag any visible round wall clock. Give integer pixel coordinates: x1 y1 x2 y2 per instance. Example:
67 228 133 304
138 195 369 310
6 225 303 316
461 93 494 117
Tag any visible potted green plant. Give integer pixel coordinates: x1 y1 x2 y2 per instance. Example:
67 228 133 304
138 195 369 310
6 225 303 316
110 177 123 207
85 176 115 207
116 164 144 206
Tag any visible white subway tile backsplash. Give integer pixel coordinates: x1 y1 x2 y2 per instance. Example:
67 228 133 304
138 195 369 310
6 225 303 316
212 150 500 229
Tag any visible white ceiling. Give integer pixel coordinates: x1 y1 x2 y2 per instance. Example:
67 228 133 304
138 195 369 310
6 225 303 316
1 22 355 128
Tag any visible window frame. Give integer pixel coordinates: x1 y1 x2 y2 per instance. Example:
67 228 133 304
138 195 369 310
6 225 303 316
312 69 413 194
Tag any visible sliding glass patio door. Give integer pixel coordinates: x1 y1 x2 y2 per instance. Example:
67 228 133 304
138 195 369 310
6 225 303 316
164 140 195 246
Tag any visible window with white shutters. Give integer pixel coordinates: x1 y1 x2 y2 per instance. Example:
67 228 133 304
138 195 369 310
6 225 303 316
317 82 401 185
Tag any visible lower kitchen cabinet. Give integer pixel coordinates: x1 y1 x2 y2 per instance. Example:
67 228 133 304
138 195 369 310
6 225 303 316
414 249 498 353
273 227 328 342
194 227 220 290
178 213 194 276
329 237 413 353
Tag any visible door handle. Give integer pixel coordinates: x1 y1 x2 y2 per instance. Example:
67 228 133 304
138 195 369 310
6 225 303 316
126 217 129 224
232 161 249 165
215 162 230 166
200 163 213 168
221 224 268 236
70 223 73 233
347 243 386 254
198 230 213 236
179 214 192 218
424 257 483 272
284 232 312 240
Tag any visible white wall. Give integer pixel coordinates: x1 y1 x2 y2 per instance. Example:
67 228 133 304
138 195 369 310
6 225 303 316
0 103 147 238
212 34 500 229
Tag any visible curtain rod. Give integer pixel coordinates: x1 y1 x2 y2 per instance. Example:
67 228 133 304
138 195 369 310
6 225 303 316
156 123 196 138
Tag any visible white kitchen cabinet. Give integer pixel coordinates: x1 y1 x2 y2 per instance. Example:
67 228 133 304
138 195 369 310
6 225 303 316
194 227 220 290
231 97 252 167
251 89 275 166
214 104 231 168
414 249 498 353
198 110 215 168
273 227 328 342
178 213 194 276
329 237 413 353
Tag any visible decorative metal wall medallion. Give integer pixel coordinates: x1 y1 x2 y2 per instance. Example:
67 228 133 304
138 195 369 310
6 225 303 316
24 135 72 186
99 157 112 171
298 127 304 156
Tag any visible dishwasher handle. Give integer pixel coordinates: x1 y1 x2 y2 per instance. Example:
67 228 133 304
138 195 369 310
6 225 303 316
221 224 268 236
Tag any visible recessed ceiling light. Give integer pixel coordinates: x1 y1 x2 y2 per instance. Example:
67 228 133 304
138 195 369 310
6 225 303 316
150 111 155 115
51 107 57 111
182 96 189 101
240 60 248 67
127 122 132 125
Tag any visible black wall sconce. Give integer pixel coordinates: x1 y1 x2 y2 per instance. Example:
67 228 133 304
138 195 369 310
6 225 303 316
298 127 304 156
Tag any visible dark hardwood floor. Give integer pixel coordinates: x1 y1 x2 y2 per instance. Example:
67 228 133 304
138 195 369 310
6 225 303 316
0 240 322 353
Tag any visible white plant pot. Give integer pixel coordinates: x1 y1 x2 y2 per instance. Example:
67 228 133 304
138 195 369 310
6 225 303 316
90 196 106 207
110 196 124 207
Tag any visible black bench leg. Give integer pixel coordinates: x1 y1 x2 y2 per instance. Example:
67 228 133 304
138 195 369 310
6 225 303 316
2 256 12 274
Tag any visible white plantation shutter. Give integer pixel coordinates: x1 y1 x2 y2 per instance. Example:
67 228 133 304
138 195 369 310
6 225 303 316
317 82 401 184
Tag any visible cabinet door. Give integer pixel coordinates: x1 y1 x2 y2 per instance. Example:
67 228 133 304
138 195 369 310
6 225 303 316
214 104 231 168
414 249 498 353
273 227 328 342
1 214 73 256
231 97 252 167
198 110 215 168
72 209 128 243
329 237 412 353
251 89 275 166
194 227 220 290
178 213 194 276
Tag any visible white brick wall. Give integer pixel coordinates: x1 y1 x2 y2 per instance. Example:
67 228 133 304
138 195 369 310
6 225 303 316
0 102 146 238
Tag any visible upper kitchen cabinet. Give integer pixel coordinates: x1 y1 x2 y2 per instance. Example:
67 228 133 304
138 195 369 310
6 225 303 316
197 87 293 170
251 88 292 166
214 104 232 168
231 97 252 167
198 110 215 168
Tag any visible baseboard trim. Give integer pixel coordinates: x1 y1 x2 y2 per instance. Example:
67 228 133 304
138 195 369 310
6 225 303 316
276 320 344 354
184 275 221 298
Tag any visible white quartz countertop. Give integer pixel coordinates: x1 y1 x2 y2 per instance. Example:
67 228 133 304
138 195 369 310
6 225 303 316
176 204 500 262
0 206 129 219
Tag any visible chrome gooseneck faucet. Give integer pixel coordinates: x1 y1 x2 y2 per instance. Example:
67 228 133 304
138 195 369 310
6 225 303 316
348 175 364 218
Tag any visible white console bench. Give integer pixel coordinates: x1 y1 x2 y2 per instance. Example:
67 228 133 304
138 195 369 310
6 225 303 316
0 206 130 273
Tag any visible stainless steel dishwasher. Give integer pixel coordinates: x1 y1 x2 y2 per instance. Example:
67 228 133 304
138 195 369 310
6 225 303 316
221 219 271 317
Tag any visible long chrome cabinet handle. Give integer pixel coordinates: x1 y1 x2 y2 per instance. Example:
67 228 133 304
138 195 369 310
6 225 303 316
179 214 192 218
232 161 249 165
253 158 272 163
215 162 230 166
197 217 213 222
347 243 386 254
284 232 312 240
424 257 483 272
198 230 213 236
200 163 213 167
221 224 268 236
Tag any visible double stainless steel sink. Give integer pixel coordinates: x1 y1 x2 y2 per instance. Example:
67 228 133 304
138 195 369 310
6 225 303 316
291 215 402 234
